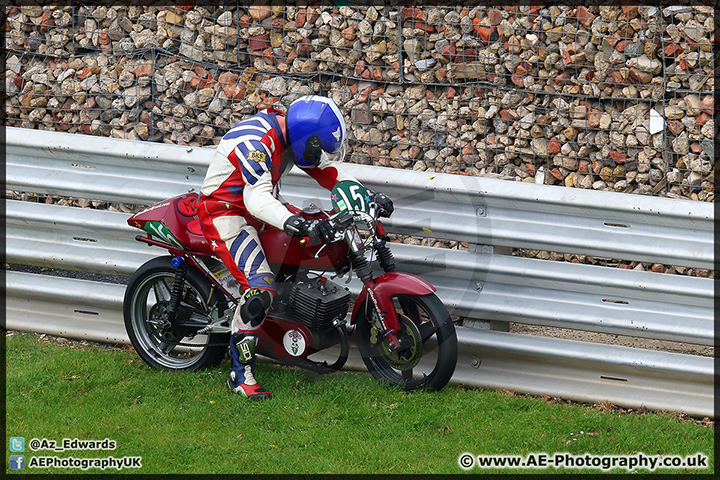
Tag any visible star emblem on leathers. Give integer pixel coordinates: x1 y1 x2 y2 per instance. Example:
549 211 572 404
210 240 218 249
228 184 244 199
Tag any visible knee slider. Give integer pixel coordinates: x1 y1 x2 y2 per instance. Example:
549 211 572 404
240 288 271 328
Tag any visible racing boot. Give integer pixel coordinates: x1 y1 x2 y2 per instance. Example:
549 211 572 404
227 332 272 399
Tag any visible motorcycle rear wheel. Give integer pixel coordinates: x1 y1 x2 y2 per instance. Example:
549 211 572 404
123 256 228 371
355 293 458 392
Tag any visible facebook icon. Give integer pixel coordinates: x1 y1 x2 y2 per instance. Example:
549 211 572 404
10 455 25 470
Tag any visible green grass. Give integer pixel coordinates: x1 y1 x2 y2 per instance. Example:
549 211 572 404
5 331 714 475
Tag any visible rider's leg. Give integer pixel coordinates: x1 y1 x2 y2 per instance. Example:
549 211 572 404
198 211 276 399
227 288 273 398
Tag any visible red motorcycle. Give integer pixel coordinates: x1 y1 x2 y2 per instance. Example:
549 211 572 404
123 180 458 391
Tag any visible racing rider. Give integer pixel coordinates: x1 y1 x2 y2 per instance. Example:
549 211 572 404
198 95 394 399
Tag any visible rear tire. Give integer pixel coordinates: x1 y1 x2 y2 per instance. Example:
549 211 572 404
355 293 458 391
123 256 228 371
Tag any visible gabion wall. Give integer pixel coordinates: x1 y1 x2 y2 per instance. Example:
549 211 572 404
4 3 716 202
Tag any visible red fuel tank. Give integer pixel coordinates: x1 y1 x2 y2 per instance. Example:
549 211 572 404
260 226 350 271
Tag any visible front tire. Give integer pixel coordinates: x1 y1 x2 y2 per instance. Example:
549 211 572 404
355 293 458 391
123 256 228 371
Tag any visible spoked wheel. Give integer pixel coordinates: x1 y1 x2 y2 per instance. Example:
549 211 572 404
123 256 228 371
356 293 458 391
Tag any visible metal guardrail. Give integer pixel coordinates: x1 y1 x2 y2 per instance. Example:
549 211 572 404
5 127 715 418
7 271 712 418
6 200 713 345
7 128 714 268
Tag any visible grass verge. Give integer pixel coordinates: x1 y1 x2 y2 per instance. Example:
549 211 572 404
5 331 714 475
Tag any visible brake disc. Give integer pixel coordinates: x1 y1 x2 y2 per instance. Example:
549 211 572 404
379 314 423 371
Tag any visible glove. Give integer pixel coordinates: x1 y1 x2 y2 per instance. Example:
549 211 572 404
283 215 335 245
370 191 394 218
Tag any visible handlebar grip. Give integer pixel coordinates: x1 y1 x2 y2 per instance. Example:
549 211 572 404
336 212 355 229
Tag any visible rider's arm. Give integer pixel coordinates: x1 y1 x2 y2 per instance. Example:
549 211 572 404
304 152 394 217
304 151 358 191
239 146 293 231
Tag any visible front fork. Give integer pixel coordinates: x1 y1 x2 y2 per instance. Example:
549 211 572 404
362 280 402 349
348 235 403 349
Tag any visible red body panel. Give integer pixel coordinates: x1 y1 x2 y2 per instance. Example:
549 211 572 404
256 315 315 358
259 228 350 271
128 194 350 272
350 272 436 327
128 193 214 256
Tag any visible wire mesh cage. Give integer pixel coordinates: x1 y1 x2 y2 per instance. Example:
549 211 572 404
3 3 715 202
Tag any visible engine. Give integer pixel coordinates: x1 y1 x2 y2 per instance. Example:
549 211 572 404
281 277 352 332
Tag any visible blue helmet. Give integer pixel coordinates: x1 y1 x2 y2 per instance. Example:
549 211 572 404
287 95 347 169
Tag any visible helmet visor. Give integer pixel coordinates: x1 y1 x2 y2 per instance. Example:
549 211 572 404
323 139 347 165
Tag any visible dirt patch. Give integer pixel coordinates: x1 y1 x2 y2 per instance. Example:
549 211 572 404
6 330 130 353
508 323 714 357
495 388 714 428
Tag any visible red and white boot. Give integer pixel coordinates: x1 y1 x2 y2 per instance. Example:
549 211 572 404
227 332 271 399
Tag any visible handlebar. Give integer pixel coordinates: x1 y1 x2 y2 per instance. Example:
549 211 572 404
304 203 381 257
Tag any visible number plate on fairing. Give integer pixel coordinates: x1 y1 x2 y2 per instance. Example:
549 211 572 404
331 180 371 215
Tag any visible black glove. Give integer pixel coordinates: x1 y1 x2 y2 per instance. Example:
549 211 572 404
369 191 394 218
283 215 335 245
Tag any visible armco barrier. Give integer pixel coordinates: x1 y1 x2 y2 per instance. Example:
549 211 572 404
5 127 714 418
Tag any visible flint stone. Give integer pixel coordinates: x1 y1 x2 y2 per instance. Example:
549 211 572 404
623 42 643 57
519 113 535 129
672 132 689 155
626 55 661 75
407 99 427 115
96 95 112 110
532 138 548 156
684 25 705 43
28 33 43 51
663 106 685 120
208 96 227 113
217 11 233 26
403 38 421 63
635 125 650 145
350 152 371 165
351 104 372 125
380 116 396 131
5 77 19 96
260 76 287 96
685 95 701 116
701 140 713 158
7 55 22 75
124 86 151 108
415 59 436 71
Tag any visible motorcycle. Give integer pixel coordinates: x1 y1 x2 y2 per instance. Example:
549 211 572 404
123 180 458 391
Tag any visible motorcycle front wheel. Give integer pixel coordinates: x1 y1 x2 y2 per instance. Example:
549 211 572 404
355 293 458 392
123 256 228 371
